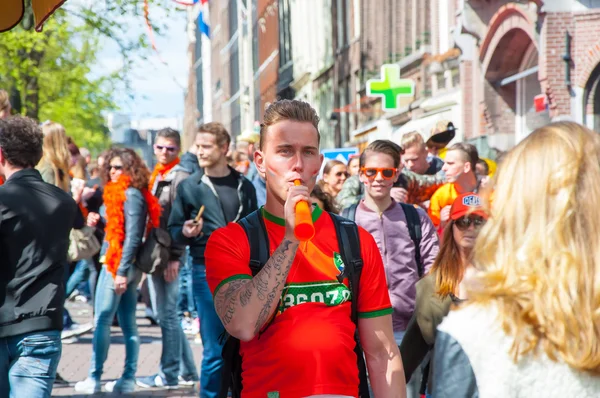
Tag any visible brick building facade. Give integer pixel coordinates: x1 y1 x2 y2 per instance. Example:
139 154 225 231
457 0 600 151
193 0 593 152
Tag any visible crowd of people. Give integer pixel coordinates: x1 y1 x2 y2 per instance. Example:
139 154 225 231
0 91 599 398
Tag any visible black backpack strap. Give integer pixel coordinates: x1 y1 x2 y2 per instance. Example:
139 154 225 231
330 213 370 398
341 203 358 222
237 209 270 276
400 203 423 277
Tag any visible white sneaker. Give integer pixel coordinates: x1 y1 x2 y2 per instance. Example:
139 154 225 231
74 378 101 394
61 322 93 340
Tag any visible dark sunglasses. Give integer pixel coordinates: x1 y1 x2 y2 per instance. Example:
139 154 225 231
361 167 397 180
334 171 349 178
455 216 486 230
110 165 124 171
154 144 178 153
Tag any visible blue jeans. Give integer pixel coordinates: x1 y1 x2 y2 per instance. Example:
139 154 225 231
0 330 62 398
192 264 225 398
89 266 141 381
178 252 197 318
149 269 198 384
66 258 92 298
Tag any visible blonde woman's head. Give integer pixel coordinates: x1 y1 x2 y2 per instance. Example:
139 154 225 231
0 90 11 120
470 121 600 372
40 122 71 192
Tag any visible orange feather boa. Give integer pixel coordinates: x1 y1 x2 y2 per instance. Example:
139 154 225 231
103 174 162 278
148 157 180 193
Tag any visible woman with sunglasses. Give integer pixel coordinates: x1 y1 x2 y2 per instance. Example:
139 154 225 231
75 148 161 394
319 159 348 200
399 192 487 397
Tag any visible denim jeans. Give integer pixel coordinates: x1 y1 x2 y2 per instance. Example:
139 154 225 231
178 251 197 318
89 266 142 381
0 330 62 398
66 258 92 298
149 269 198 384
192 264 225 398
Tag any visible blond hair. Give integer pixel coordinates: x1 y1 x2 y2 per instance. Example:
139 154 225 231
0 90 9 111
400 131 426 151
468 122 600 372
39 122 71 192
259 99 320 150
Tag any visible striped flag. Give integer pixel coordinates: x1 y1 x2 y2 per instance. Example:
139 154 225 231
198 0 210 38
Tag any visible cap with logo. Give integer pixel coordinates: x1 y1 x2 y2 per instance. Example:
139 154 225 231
450 193 488 220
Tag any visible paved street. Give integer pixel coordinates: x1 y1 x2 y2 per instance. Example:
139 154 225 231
52 301 202 398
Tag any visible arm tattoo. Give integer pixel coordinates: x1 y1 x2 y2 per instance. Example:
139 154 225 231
215 279 246 326
252 239 296 334
214 239 298 332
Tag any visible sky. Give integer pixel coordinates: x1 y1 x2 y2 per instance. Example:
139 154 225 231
91 4 189 120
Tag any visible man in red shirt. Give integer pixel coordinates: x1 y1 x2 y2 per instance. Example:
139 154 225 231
205 99 405 398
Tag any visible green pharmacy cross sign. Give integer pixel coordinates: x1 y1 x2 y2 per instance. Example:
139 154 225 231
367 64 416 111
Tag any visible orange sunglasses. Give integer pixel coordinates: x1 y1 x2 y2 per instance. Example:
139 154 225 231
360 167 397 180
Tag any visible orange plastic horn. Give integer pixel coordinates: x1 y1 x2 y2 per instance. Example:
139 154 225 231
293 180 315 241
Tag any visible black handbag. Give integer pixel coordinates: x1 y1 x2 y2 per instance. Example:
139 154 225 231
136 227 171 274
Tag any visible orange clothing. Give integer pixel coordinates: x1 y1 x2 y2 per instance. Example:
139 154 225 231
428 183 459 227
205 207 392 398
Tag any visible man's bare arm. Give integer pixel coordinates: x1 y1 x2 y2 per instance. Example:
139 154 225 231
359 315 406 398
214 238 299 341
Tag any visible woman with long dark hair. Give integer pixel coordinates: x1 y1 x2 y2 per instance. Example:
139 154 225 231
75 148 161 394
399 193 487 395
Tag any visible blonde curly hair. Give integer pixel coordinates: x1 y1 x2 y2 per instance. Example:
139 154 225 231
469 121 600 373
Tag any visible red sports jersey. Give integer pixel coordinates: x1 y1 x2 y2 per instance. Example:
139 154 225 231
205 206 392 398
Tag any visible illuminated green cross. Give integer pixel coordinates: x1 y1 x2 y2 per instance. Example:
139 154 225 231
367 64 415 111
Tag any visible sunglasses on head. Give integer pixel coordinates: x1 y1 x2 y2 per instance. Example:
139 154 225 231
154 144 178 153
110 165 123 171
455 215 486 230
360 167 397 180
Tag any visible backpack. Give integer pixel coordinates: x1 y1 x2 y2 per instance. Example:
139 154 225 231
341 203 424 277
218 209 371 398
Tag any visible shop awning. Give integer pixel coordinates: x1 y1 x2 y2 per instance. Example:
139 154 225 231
391 109 455 143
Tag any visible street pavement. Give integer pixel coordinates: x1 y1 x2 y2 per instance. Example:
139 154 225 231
52 300 202 397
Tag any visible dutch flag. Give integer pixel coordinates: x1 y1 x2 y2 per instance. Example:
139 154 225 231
198 0 210 38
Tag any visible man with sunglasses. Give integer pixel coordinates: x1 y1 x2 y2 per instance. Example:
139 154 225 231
137 128 199 389
349 140 440 398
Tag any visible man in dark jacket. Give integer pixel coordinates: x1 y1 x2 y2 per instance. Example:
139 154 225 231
137 128 199 389
0 116 78 397
168 122 257 398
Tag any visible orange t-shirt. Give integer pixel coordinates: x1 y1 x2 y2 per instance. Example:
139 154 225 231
205 206 392 398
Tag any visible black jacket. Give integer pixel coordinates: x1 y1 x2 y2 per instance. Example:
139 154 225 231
168 168 257 264
152 163 190 261
0 169 78 337
99 188 147 277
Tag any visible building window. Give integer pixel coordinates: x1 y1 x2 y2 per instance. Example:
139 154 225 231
228 0 238 39
336 0 351 49
278 0 292 67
